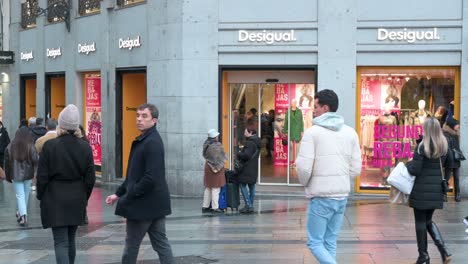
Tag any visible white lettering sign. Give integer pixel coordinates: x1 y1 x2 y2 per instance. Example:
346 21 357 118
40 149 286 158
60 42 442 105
238 30 297 45
46 47 62 59
21 51 34 61
119 36 141 50
78 42 96 55
377 28 440 43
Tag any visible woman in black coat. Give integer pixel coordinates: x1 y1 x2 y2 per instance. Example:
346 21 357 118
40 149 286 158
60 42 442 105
406 117 452 264
237 126 261 214
37 104 95 264
443 118 462 202
0 121 11 168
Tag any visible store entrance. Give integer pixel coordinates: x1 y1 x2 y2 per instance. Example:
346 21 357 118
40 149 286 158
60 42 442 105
45 74 66 119
223 70 316 186
20 75 37 120
116 69 147 178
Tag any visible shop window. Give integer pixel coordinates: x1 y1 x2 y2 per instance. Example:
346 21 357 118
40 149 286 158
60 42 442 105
21 0 38 29
46 0 70 23
117 0 145 8
79 0 101 16
357 67 458 192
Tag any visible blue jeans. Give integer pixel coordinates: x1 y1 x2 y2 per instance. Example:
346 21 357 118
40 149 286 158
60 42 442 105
12 180 32 216
122 217 174 264
240 183 256 207
306 197 347 264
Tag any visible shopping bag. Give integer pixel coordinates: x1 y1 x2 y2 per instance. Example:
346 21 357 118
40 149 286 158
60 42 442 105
389 186 409 206
387 162 415 195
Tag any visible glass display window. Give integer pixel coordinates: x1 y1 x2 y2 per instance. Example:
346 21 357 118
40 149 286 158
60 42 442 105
357 67 459 192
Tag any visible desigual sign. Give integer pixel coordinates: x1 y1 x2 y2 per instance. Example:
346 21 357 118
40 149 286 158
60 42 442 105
377 28 440 43
46 47 62 59
21 51 34 61
78 42 96 55
119 36 141 50
238 30 297 45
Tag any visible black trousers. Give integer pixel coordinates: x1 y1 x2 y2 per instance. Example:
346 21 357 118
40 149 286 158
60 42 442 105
413 209 435 254
51 226 78 264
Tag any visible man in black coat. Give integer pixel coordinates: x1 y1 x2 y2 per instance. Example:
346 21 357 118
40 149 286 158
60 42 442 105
106 103 174 264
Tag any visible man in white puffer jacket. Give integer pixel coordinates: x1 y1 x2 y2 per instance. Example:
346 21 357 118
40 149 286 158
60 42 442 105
296 89 362 264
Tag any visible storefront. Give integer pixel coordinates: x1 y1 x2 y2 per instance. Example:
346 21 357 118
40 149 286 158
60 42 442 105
5 0 467 197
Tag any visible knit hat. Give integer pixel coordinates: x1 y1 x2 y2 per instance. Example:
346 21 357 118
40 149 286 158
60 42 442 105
58 104 80 131
207 129 220 138
446 118 459 130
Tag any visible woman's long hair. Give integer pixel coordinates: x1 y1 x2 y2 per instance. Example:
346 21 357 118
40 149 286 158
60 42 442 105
10 127 33 161
418 117 448 158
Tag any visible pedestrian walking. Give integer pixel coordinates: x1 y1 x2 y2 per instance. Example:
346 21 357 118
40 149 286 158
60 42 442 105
30 117 47 143
4 127 38 227
105 103 174 264
202 129 227 214
442 118 463 202
34 118 58 155
0 121 11 168
237 126 261 214
296 89 362 264
36 104 96 264
406 117 452 264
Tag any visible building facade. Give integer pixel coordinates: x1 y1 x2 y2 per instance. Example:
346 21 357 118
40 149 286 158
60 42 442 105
2 0 468 196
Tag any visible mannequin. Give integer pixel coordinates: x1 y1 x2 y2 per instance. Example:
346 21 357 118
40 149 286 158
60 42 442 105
411 100 431 125
283 99 304 167
378 103 397 185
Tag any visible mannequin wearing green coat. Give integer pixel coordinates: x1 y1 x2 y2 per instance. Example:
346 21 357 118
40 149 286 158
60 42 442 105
282 100 304 166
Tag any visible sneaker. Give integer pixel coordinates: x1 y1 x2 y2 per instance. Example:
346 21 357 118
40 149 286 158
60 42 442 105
240 206 253 214
463 217 468 227
202 207 211 213
31 186 36 191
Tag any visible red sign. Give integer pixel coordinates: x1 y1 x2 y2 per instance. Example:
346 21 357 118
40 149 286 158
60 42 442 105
85 77 102 166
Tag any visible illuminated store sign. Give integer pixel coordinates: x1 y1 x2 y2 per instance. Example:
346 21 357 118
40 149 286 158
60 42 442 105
21 51 34 61
238 30 297 45
78 42 96 55
377 28 440 43
119 36 141 50
46 47 62 59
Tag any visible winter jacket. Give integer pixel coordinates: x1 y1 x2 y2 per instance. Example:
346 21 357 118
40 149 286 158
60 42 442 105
442 124 461 169
36 134 96 228
35 132 58 154
237 135 261 184
0 127 10 167
30 126 47 143
406 144 448 210
4 144 38 182
203 138 227 188
283 108 304 142
296 112 362 198
114 126 172 220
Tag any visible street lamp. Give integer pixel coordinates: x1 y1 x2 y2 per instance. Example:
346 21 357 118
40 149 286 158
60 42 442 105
21 0 70 32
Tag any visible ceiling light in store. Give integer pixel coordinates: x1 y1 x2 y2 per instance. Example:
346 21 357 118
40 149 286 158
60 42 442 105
405 76 410 82
387 75 392 80
426 75 431 80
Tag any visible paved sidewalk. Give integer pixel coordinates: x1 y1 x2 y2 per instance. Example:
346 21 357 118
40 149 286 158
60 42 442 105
1 181 468 263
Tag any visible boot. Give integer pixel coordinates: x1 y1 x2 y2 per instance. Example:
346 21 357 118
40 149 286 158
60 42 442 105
427 221 452 264
454 174 461 202
19 215 27 227
415 224 430 264
415 252 430 264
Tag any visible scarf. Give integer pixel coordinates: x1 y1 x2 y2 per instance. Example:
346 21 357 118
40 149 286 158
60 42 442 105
203 138 227 172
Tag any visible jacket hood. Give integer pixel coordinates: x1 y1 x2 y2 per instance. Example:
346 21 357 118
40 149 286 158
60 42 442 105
31 126 47 136
312 112 344 131
443 124 459 137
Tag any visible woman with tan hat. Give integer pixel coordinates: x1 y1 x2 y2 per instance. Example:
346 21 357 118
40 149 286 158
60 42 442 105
202 129 226 214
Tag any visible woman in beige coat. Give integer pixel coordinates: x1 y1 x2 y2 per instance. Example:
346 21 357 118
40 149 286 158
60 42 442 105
202 129 226 213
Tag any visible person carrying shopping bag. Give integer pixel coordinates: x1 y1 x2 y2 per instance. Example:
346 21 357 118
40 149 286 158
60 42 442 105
406 117 452 264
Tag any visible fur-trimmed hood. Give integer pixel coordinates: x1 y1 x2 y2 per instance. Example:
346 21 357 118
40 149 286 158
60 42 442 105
443 124 460 137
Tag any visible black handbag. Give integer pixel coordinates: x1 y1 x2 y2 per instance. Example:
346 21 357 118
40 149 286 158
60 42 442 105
439 158 449 195
453 148 466 161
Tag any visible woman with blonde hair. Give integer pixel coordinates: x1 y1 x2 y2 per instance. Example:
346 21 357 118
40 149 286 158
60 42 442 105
406 117 452 264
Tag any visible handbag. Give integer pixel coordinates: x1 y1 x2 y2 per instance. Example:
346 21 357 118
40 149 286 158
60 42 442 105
389 186 409 206
453 148 466 161
387 162 415 195
439 158 449 195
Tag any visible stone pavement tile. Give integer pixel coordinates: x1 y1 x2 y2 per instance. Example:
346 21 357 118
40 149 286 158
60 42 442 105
86 244 150 255
218 233 273 239
207 252 304 264
0 249 24 255
0 250 49 264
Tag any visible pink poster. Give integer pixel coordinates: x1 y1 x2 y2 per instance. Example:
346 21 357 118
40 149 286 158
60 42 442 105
273 84 296 166
361 79 382 111
85 77 102 166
